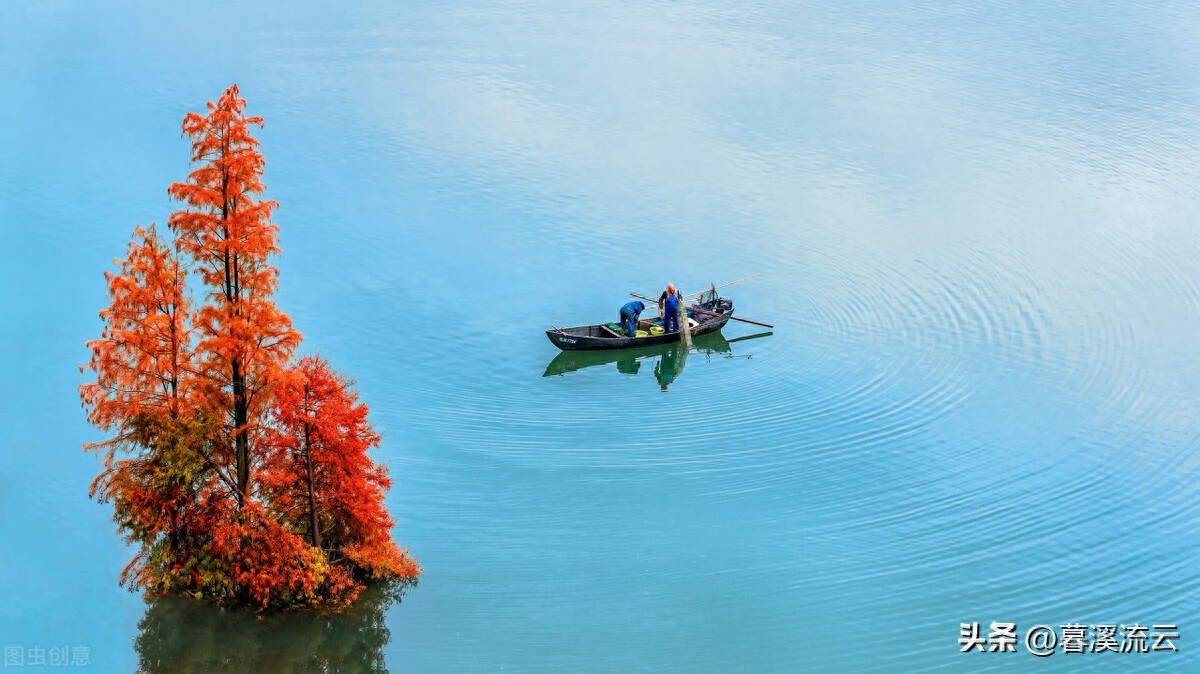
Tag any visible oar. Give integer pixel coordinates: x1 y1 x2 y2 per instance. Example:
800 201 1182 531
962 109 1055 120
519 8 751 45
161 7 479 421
629 292 774 329
689 304 774 328
727 331 773 344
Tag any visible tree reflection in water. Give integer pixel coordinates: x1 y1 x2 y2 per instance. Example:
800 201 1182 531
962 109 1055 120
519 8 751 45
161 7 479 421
135 580 413 673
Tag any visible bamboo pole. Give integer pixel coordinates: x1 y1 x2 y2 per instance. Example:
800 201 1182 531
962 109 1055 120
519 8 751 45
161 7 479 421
681 274 759 301
628 292 774 329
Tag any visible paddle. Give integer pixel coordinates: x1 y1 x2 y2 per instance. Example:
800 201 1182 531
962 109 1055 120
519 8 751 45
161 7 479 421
688 304 774 328
628 292 775 329
727 331 773 344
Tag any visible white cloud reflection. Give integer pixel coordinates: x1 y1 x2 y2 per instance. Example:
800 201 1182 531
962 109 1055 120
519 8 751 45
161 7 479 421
269 0 1200 410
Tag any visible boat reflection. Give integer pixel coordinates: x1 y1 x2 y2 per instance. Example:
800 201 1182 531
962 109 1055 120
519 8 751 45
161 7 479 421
543 331 771 391
133 579 413 673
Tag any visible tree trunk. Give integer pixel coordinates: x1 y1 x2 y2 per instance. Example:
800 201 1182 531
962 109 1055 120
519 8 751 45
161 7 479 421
232 357 249 508
304 422 321 549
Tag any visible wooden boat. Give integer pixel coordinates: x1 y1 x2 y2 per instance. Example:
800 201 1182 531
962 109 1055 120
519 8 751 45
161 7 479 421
546 296 734 351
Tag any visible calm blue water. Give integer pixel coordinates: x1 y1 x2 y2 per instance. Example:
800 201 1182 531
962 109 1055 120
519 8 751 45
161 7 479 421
3 1 1199 671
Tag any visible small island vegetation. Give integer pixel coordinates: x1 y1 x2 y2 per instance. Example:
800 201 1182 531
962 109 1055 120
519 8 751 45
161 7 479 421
80 85 419 609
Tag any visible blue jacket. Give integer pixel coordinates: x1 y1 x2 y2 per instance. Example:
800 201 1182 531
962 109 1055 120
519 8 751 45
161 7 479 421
664 293 680 315
620 301 645 317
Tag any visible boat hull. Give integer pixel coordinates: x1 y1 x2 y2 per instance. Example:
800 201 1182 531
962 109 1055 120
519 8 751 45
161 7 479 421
546 308 732 351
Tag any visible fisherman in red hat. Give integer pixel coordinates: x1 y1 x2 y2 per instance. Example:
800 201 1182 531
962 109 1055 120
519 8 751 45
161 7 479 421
660 283 681 334
657 284 674 321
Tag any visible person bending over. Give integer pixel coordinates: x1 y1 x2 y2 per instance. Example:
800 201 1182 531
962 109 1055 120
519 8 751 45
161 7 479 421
619 300 646 337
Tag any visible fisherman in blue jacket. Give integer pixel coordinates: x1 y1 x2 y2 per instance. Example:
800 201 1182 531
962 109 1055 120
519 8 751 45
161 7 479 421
619 300 645 337
663 284 681 334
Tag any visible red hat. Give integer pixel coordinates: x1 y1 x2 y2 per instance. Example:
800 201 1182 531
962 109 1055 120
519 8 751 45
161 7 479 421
667 283 676 294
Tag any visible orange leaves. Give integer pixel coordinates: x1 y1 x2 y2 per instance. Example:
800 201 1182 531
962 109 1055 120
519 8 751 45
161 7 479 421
263 356 420 601
342 539 421 583
82 224 192 448
166 83 287 317
206 501 326 608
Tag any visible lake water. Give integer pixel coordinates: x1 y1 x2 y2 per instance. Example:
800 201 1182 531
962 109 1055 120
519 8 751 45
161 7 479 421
3 1 1199 671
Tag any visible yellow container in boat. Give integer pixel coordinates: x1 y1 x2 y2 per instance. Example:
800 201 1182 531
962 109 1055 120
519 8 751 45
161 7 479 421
635 329 650 338
650 325 664 335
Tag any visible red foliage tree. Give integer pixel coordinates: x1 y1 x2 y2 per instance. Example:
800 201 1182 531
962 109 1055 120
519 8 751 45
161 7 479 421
262 356 420 601
82 224 192 433
80 224 219 591
167 84 301 509
84 85 418 609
